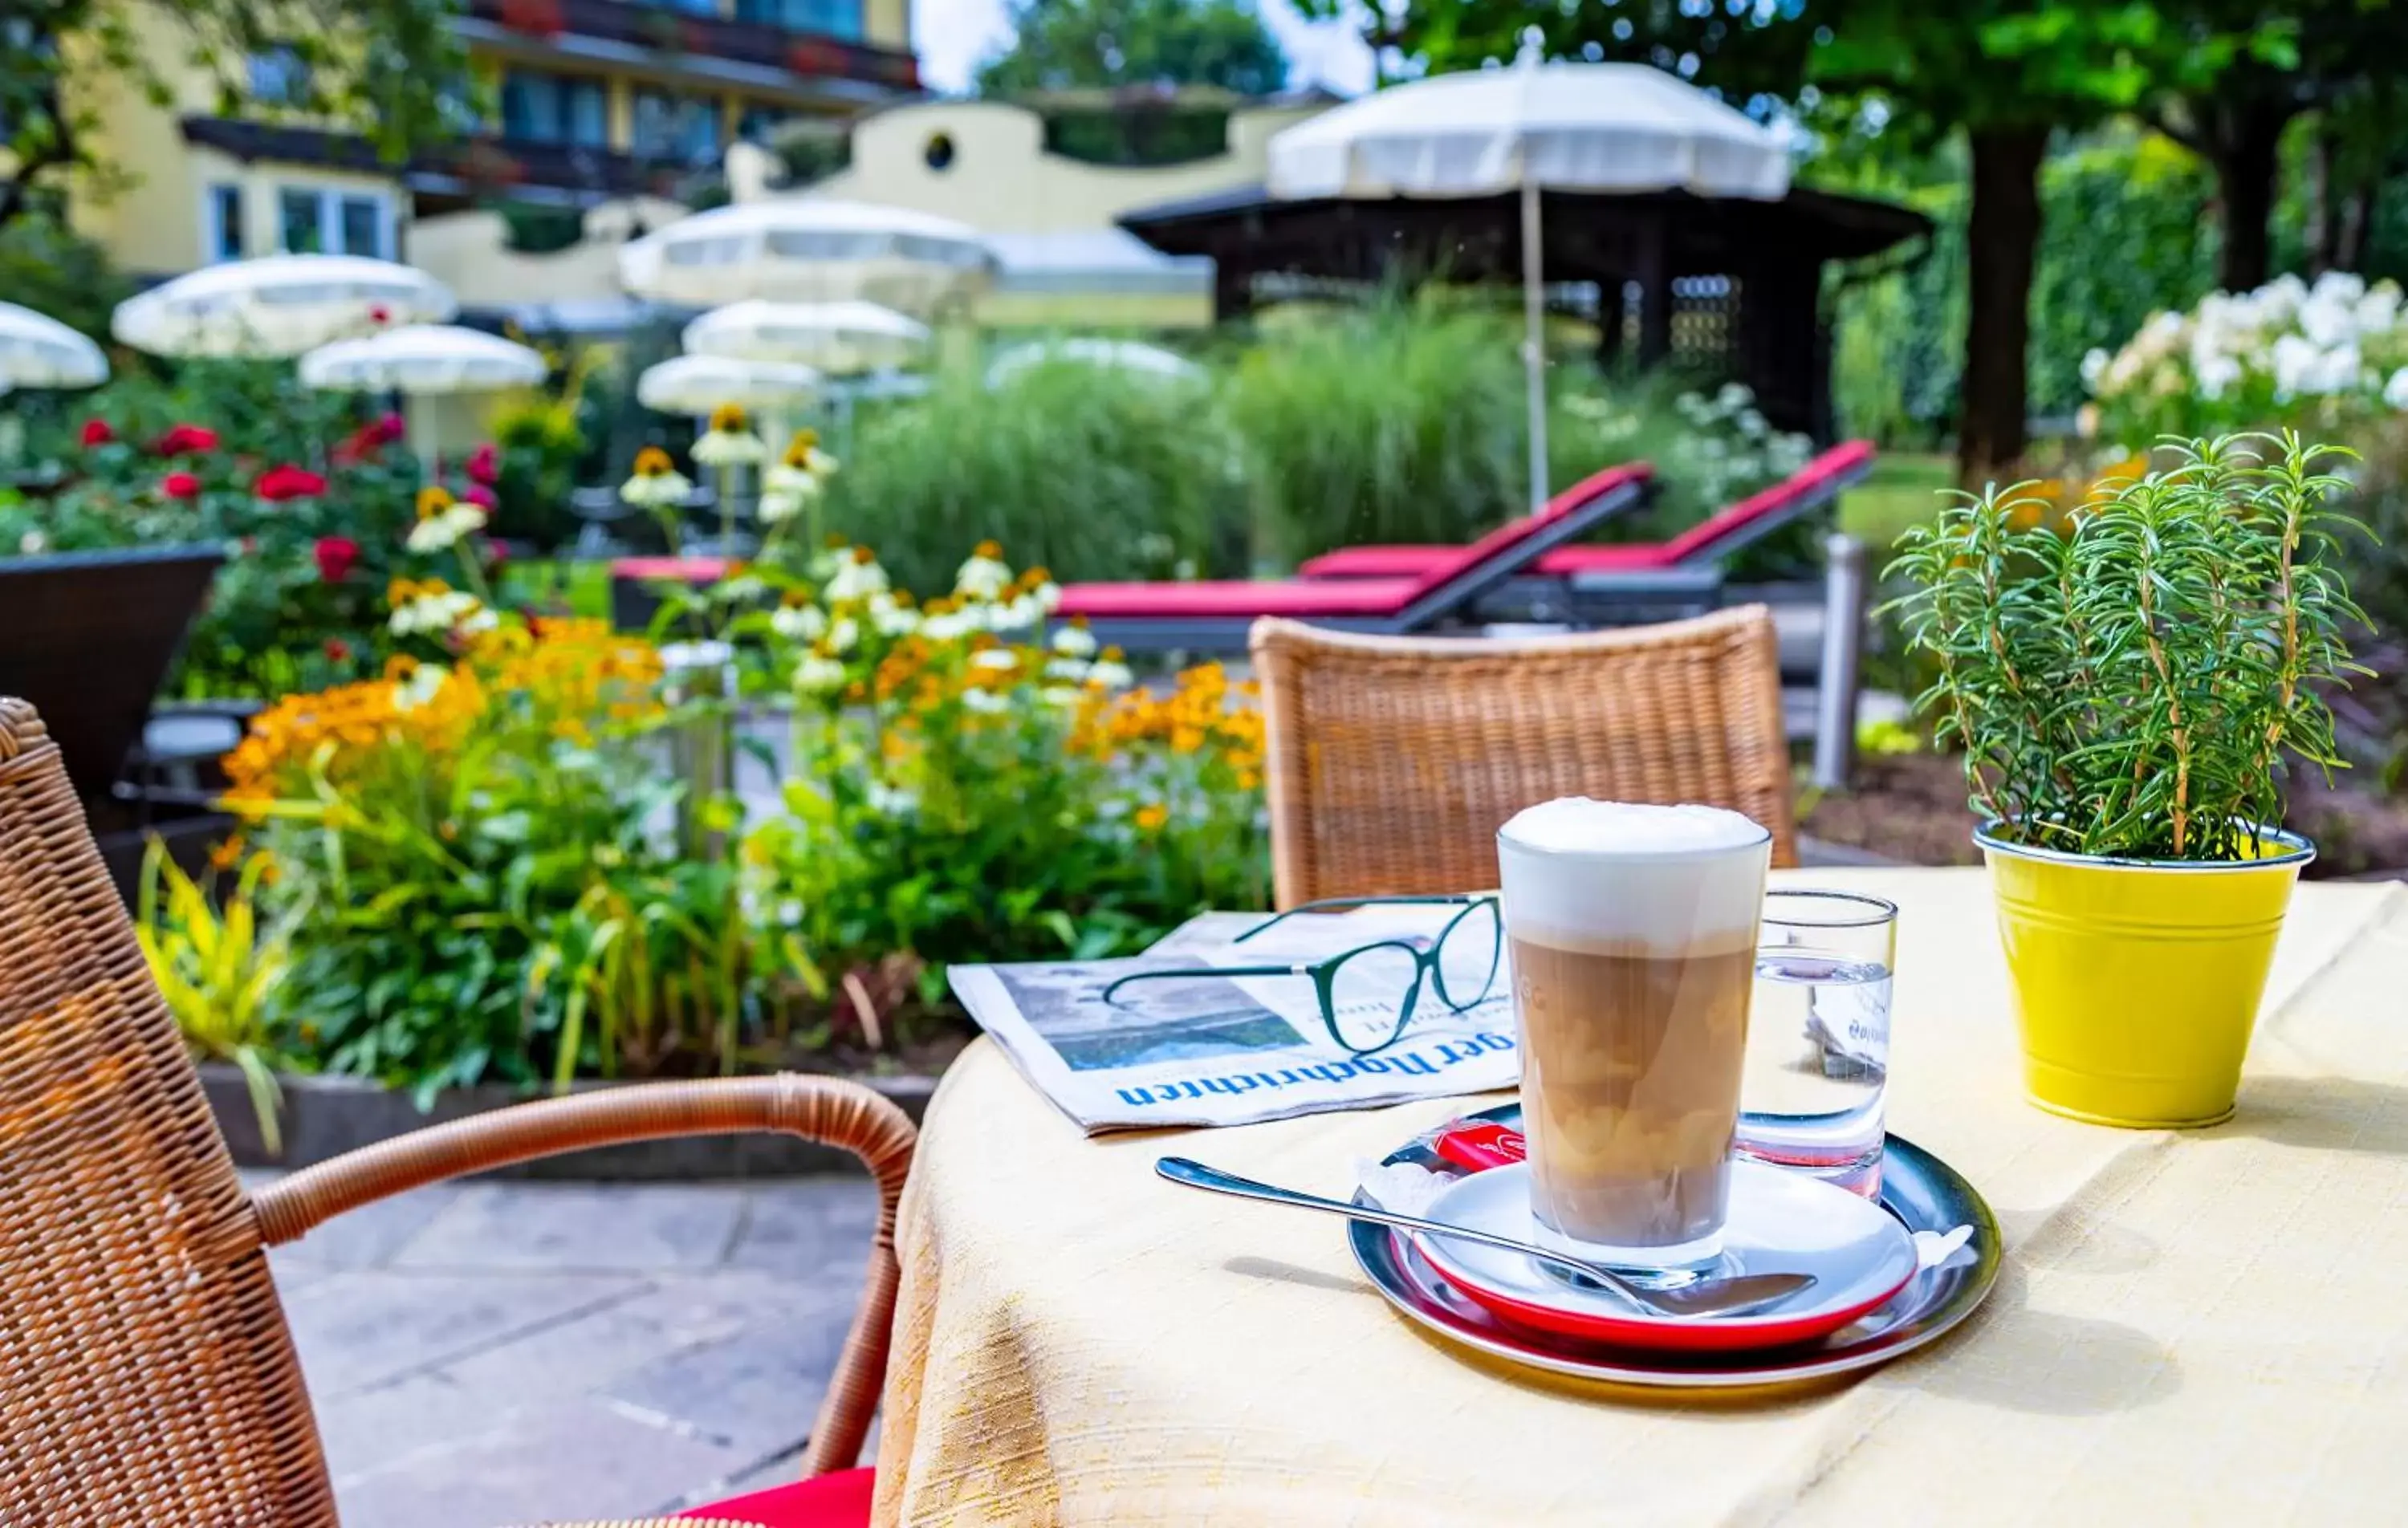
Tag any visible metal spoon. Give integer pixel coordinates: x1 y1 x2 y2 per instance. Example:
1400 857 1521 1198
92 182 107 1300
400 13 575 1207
1157 1156 1817 1320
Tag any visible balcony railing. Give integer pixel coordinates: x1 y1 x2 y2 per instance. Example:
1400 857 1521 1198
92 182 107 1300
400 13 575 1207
467 0 919 93
181 117 699 203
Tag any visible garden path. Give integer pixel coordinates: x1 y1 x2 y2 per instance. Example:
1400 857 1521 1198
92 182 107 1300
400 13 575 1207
251 1172 883 1527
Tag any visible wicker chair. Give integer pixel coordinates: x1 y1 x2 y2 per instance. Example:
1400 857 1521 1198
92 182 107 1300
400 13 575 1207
1250 607 1798 908
0 697 913 1527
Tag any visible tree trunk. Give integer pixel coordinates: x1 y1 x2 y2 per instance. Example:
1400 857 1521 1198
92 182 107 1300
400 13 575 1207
2211 105 2286 294
2339 177 2378 272
2307 124 2338 276
1958 124 2048 486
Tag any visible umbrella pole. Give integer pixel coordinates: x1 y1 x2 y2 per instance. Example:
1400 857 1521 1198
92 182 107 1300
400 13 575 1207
1520 178 1549 514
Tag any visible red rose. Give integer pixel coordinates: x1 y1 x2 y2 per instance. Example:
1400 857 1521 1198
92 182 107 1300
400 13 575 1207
80 419 114 447
161 471 202 501
466 442 499 486
255 464 329 502
313 535 362 583
462 482 497 509
154 423 221 456
368 304 390 325
332 412 407 466
323 637 352 664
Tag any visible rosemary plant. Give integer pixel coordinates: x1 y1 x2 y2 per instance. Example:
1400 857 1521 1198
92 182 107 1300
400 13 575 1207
1886 434 2369 861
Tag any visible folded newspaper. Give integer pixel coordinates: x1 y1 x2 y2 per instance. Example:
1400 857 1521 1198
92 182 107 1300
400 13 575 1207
949 905 1518 1134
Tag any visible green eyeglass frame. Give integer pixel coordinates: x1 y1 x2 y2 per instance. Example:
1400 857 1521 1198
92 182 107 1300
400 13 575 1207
1100 894 1503 1055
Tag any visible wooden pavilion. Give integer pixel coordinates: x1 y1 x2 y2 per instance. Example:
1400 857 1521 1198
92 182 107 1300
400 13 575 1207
1117 184 1930 441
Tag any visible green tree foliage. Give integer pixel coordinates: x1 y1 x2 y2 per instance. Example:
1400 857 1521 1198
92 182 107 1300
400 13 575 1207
976 0 1288 97
2 0 471 233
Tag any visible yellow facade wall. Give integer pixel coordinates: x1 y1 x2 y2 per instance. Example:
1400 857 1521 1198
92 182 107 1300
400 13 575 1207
808 99 1324 234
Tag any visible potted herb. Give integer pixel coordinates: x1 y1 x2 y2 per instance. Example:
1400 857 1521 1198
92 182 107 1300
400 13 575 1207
1889 434 2365 1127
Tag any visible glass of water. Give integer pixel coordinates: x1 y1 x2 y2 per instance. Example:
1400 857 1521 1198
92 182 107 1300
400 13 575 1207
1737 890 1898 1196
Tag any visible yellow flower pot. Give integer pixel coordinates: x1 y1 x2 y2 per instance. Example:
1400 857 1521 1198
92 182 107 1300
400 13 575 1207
1975 826 2315 1128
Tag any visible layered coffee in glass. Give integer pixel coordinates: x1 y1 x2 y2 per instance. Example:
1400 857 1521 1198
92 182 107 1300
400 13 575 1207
1497 799 1772 1270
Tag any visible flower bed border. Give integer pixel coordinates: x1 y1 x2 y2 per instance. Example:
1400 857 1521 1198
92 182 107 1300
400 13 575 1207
198 1064 938 1180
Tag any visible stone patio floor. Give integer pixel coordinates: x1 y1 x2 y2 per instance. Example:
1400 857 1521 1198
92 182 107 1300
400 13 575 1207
254 1172 883 1528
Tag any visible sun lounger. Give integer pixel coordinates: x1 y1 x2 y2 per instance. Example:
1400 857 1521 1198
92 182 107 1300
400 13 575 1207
1056 462 1654 652
1296 442 1876 591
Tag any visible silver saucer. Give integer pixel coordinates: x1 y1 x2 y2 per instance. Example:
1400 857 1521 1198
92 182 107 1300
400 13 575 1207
1349 1103 2000 1389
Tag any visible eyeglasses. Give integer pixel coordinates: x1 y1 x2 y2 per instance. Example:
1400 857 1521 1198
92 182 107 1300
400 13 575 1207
1101 895 1503 1055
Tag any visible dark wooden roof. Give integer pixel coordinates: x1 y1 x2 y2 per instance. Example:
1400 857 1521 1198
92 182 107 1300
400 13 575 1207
1118 182 1930 284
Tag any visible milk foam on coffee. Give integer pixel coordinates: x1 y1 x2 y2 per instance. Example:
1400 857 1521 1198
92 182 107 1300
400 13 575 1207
1496 799 1772 1262
1497 799 1767 956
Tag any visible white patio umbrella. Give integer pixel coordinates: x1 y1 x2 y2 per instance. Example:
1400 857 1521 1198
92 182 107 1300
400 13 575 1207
1267 47 1791 510
618 199 994 315
0 303 108 394
298 324 546 395
112 254 457 360
299 323 546 479
636 353 824 415
986 338 1202 388
682 299 929 376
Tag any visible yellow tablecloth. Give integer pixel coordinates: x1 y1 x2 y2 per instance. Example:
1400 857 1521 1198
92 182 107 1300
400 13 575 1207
869 869 2408 1526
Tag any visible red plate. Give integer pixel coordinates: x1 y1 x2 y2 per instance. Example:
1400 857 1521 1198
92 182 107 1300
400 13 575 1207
1411 1161 1918 1354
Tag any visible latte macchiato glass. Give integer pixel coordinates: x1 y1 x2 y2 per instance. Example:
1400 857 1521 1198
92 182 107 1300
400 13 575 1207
1497 799 1772 1270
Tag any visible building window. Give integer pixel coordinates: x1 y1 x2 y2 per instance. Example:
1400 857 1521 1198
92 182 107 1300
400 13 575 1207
279 188 324 254
734 0 864 40
632 91 723 165
339 196 386 259
203 184 244 262
249 45 313 108
279 187 393 258
500 69 608 148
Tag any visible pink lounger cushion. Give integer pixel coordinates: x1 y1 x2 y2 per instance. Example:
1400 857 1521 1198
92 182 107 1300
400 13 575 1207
1056 576 1424 620
1056 462 1653 622
1297 441 1873 580
611 556 733 583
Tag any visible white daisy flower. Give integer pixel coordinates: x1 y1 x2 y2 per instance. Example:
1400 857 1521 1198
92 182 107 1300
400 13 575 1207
1086 659 1134 690
692 428 767 468
824 554 889 603
391 662 449 712
955 547 1014 601
620 449 693 507
962 687 1011 714
971 648 1018 673
1051 623 1096 658
824 616 860 654
771 603 828 642
792 651 848 695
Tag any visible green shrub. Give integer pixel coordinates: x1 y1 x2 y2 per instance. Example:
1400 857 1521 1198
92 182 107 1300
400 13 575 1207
822 358 1247 593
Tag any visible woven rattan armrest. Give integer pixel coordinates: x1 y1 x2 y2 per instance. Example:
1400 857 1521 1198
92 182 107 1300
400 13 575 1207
249 1075 915 1478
